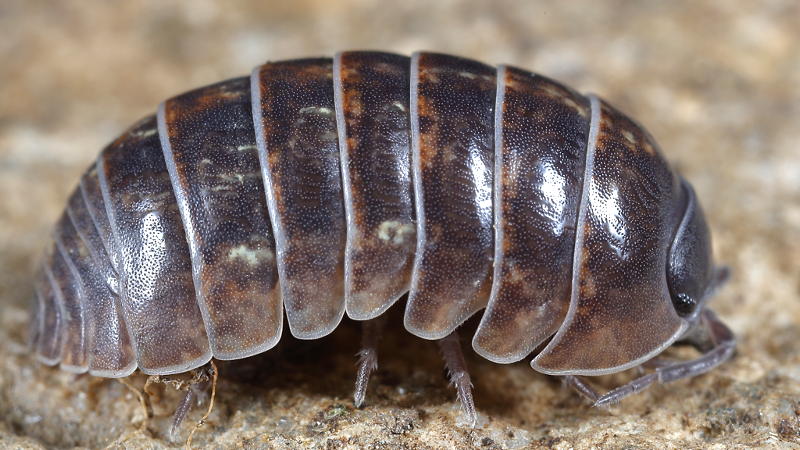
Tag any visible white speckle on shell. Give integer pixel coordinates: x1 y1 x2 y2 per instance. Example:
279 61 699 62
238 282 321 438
377 220 415 245
227 244 274 266
299 106 333 115
133 127 158 138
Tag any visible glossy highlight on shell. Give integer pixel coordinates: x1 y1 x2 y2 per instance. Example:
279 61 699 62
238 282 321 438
29 51 735 423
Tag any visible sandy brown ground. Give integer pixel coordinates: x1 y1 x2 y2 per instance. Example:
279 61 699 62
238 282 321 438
1 1 798 448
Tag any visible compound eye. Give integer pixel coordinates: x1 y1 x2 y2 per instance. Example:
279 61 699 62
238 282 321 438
673 292 697 316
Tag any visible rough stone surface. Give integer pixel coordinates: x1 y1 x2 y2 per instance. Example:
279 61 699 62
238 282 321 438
1 0 799 448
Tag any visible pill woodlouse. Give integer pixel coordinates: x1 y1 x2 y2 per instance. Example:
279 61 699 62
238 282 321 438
29 51 735 428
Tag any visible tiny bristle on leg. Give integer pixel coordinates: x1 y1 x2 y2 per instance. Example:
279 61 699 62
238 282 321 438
353 316 386 408
437 330 477 427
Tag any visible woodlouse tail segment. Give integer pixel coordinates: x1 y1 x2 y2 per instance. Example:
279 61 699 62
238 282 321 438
437 330 477 427
32 264 63 365
50 233 90 373
353 315 386 408
56 204 136 376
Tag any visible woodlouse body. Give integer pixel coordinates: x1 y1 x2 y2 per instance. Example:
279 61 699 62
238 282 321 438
29 51 734 414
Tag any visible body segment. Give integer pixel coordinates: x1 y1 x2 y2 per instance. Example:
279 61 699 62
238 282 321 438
334 51 416 320
473 65 589 363
251 58 347 340
406 52 497 339
159 76 282 360
49 231 88 372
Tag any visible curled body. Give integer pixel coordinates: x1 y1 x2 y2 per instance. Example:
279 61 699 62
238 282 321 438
29 51 735 424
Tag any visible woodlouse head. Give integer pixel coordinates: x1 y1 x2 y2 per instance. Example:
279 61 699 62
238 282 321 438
667 178 718 319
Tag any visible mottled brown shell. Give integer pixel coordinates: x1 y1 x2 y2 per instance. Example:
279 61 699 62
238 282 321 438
30 51 718 379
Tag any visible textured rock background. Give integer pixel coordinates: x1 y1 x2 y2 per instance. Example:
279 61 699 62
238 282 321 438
1 0 799 448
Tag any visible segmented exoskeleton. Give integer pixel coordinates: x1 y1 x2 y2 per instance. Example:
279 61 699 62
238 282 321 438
29 51 735 428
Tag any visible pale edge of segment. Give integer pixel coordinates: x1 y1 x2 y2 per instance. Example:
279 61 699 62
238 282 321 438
33 272 60 366
332 52 359 318
65 200 116 296
403 51 435 340
78 175 121 282
470 64 526 364
30 286 47 360
249 65 297 343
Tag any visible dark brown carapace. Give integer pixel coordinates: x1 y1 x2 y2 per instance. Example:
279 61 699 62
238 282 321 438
29 51 735 428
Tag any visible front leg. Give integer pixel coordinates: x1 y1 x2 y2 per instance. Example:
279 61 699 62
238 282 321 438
592 309 735 407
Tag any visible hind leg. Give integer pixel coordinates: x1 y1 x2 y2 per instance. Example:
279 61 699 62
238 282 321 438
156 360 217 441
437 330 478 427
588 309 735 407
352 316 387 408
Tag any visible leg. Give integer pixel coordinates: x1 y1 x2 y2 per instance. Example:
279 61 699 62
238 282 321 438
166 361 217 441
562 375 601 404
353 316 387 408
186 360 218 448
594 308 735 407
437 330 478 427
169 387 197 440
